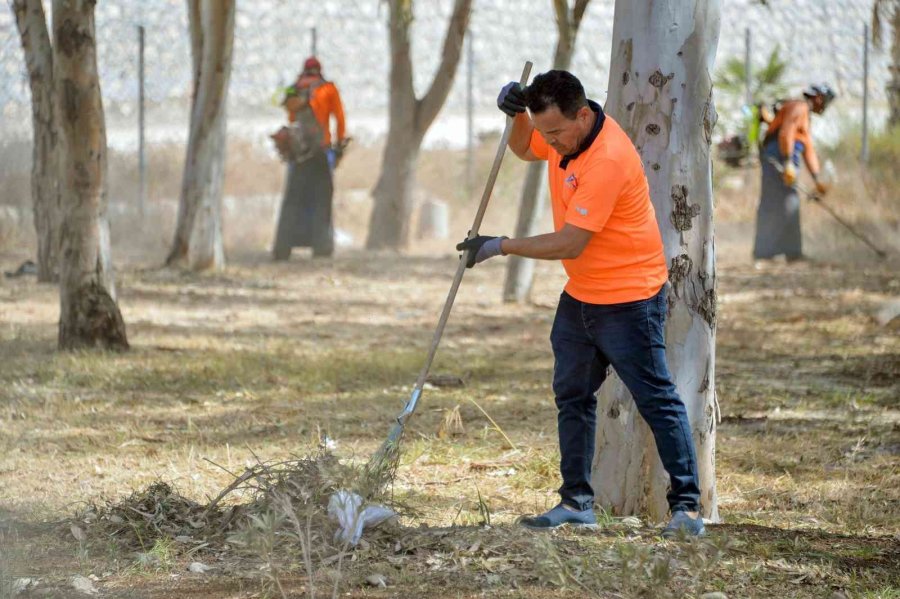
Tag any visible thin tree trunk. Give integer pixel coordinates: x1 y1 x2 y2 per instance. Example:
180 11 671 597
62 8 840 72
873 0 900 128
591 0 720 522
369 125 422 246
167 0 234 270
368 0 416 249
366 0 472 250
13 0 60 283
503 164 546 301
53 0 128 351
503 0 590 303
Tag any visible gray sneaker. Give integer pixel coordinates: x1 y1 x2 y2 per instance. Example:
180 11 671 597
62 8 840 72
662 511 706 539
519 503 598 531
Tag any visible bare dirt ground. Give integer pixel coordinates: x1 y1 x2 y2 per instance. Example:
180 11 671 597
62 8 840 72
1 140 899 597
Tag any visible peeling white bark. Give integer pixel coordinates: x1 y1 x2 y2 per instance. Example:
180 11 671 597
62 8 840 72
591 0 720 523
167 0 234 270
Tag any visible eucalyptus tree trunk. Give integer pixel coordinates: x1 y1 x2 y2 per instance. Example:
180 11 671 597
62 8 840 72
591 0 720 522
166 0 235 270
366 0 472 249
13 0 60 283
503 0 590 302
53 0 128 350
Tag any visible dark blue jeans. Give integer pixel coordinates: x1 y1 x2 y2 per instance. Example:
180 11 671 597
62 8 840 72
549 285 701 513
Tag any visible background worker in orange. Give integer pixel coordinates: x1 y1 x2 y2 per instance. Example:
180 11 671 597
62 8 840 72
294 56 347 171
754 84 836 261
456 71 704 537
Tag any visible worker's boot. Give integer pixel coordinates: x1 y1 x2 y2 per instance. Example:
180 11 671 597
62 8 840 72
662 511 706 539
518 503 597 530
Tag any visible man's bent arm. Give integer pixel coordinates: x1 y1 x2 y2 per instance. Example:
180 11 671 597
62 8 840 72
501 224 593 260
509 112 540 161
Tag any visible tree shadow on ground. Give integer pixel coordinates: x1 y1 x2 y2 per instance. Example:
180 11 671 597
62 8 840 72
714 523 900 581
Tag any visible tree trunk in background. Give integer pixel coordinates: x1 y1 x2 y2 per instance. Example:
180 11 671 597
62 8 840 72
166 0 235 270
13 0 60 283
368 121 423 245
366 0 472 249
873 0 900 128
503 0 590 303
502 164 546 302
53 0 128 351
591 0 720 522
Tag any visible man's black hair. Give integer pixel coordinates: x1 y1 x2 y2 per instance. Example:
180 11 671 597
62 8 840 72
524 70 589 119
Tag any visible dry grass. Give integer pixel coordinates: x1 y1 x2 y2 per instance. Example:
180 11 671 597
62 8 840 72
1 247 897 597
0 132 898 597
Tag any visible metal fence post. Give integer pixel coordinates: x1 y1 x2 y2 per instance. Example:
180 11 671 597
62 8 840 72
744 27 752 106
861 21 869 164
138 24 146 217
466 28 474 198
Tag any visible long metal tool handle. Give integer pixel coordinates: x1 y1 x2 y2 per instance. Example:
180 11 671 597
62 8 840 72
394 60 533 427
766 158 887 258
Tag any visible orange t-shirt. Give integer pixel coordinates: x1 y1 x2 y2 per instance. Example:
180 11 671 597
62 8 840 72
529 109 668 305
290 79 346 146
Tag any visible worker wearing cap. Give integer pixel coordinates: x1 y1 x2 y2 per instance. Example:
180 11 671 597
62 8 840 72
272 84 334 260
754 83 836 262
456 70 705 538
293 56 347 171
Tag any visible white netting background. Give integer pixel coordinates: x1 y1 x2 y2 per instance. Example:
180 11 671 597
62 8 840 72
0 0 891 146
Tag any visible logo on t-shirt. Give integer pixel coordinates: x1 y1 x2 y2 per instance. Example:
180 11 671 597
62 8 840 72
576 206 589 216
565 174 578 190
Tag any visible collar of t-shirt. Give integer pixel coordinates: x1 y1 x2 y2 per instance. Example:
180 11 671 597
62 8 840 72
559 99 606 170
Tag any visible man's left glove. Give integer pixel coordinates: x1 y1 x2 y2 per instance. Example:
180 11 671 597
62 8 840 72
456 235 508 268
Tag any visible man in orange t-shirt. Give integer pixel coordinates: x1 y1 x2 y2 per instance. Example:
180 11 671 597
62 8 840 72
457 70 703 537
293 56 347 171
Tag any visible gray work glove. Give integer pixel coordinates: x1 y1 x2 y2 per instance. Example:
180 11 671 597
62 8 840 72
456 235 508 268
497 82 526 117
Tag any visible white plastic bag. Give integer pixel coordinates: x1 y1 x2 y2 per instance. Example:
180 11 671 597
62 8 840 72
327 490 396 546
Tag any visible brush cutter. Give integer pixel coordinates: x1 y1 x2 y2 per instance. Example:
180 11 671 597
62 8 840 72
767 158 888 259
363 61 534 488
